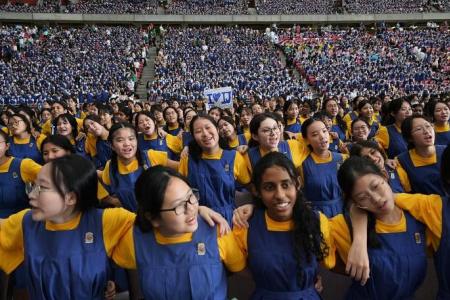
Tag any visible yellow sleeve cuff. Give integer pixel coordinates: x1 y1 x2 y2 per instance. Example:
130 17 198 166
218 229 246 272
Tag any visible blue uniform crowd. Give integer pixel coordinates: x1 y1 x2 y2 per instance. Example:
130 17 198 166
0 21 450 300
1 0 449 14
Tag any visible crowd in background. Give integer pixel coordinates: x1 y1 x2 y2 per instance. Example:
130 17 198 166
0 25 149 105
149 26 306 102
343 0 431 14
166 0 248 14
1 0 449 14
255 0 337 15
279 25 450 98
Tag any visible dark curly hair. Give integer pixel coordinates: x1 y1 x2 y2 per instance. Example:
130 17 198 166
252 152 329 285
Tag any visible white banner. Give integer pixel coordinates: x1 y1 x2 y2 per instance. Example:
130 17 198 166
204 87 233 110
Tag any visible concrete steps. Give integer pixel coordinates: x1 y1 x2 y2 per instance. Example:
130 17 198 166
136 46 157 100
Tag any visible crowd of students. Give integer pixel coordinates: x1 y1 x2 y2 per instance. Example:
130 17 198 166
1 0 449 14
0 89 449 299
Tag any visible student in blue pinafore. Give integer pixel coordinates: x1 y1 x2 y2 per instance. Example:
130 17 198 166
135 112 182 161
54 113 88 159
397 115 446 196
7 113 44 164
102 123 179 212
163 106 182 136
349 147 450 299
376 98 412 159
84 114 112 170
283 100 302 136
323 98 348 142
233 152 331 299
339 157 429 299
350 141 406 193
218 116 248 150
0 129 41 218
179 115 251 225
0 156 130 300
428 100 450 146
110 165 246 300
246 113 309 174
179 108 197 149
357 100 380 140
300 118 346 217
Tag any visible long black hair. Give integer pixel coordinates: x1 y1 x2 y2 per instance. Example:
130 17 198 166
135 166 191 232
337 156 383 248
252 152 328 285
53 113 79 140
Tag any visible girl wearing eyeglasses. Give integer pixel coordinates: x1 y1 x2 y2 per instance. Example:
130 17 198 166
0 156 228 300
178 114 251 224
8 113 45 164
396 115 446 196
110 165 245 299
300 118 347 217
101 122 178 212
246 112 309 172
347 146 450 299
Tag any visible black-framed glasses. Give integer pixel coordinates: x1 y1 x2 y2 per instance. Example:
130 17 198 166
160 189 199 215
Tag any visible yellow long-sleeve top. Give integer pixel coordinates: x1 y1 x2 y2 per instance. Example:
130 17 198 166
323 198 433 267
245 139 310 173
0 156 107 200
0 208 135 274
298 151 348 184
12 134 46 151
0 156 41 183
102 150 168 186
395 149 439 193
178 149 251 186
233 211 335 269
394 193 443 252
84 133 107 158
142 132 183 154
343 111 359 133
375 124 401 151
111 223 246 272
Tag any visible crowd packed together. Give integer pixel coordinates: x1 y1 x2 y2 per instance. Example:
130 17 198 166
166 0 248 15
149 26 306 103
1 0 449 14
255 0 337 15
0 77 449 298
343 0 431 14
0 24 149 105
64 0 158 14
279 25 450 98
